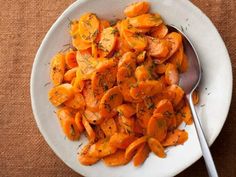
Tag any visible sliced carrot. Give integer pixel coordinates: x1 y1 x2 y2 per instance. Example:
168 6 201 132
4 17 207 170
119 116 135 134
109 133 136 149
169 44 184 70
130 80 164 100
178 103 193 125
133 120 144 135
99 86 123 118
56 107 77 121
48 84 74 106
155 63 167 74
147 113 167 142
72 73 85 93
148 137 166 158
118 52 136 69
83 109 104 125
72 33 92 51
162 129 188 147
50 53 65 86
124 1 150 17
82 81 100 112
121 19 150 34
75 112 84 133
78 144 100 166
69 20 79 36
192 90 199 105
64 67 77 83
98 27 118 57
147 36 170 58
64 93 85 110
65 50 78 69
91 42 98 59
151 23 168 39
165 63 179 85
133 143 150 166
94 125 106 139
91 59 117 99
78 13 100 42
166 84 185 106
180 53 188 73
129 14 162 28
116 36 132 55
117 104 136 118
100 117 118 137
95 20 111 43
136 51 146 64
125 136 148 160
88 138 117 158
103 150 131 166
60 117 80 140
135 65 150 81
82 116 96 143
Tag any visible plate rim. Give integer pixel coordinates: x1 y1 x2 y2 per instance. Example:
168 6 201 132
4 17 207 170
30 0 233 176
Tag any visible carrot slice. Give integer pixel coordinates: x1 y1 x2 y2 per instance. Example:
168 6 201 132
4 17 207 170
192 90 199 105
119 116 135 134
103 150 131 166
125 136 148 160
165 63 179 85
91 59 117 99
117 104 136 118
99 86 123 118
135 65 150 81
121 19 150 34
129 14 162 28
72 33 92 51
148 137 166 158
136 51 146 64
147 113 167 142
78 144 100 166
133 143 150 166
82 116 96 143
178 103 193 125
88 138 117 158
83 109 104 125
169 44 184 70
64 93 85 110
100 117 118 137
147 36 170 58
69 20 79 36
124 1 150 17
162 129 188 147
109 133 136 149
98 27 118 57
123 31 148 51
75 112 84 133
151 23 168 39
166 85 185 106
95 19 111 43
60 117 80 140
50 53 65 86
65 50 78 69
94 125 106 139
56 107 77 121
118 51 136 70
48 84 74 106
155 63 167 74
180 53 188 73
64 67 77 83
78 13 100 42
130 80 163 100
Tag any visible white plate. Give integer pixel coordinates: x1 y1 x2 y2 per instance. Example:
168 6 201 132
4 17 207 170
30 0 232 177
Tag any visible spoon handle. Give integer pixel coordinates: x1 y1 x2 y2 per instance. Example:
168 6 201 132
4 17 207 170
187 94 218 177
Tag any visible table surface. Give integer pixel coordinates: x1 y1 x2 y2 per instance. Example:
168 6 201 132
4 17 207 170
0 0 236 177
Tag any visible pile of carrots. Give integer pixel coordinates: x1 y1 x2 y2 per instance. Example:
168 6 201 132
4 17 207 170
48 1 199 167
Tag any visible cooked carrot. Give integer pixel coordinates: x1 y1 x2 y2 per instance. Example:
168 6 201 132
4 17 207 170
192 90 199 105
91 59 117 99
94 125 106 139
165 63 179 85
162 129 188 147
180 53 188 73
57 107 77 121
82 81 100 112
95 20 111 43
109 133 136 149
78 13 100 42
135 65 150 81
129 14 162 28
64 67 77 83
166 84 185 106
83 109 104 125
103 150 131 166
50 53 65 86
119 116 135 134
148 137 166 158
133 120 144 135
75 112 84 133
147 36 170 58
130 80 163 100
136 51 146 64
124 1 150 17
65 50 78 69
72 73 85 93
64 93 85 110
60 117 80 140
116 36 132 55
117 104 136 118
88 138 117 158
48 84 74 106
133 143 150 166
121 19 150 34
91 42 98 59
178 103 193 125
69 20 79 36
78 144 100 166
100 117 118 137
147 113 167 142
155 63 167 74
99 86 123 118
72 33 92 51
98 27 118 57
82 116 96 143
125 136 148 160
118 52 136 69
169 44 184 70
151 23 168 39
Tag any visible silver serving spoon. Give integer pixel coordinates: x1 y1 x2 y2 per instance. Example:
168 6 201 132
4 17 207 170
167 25 218 177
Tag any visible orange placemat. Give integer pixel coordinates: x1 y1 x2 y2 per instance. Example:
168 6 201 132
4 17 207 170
0 0 235 177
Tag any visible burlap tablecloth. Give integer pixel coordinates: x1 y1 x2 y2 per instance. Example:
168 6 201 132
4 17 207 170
0 0 235 176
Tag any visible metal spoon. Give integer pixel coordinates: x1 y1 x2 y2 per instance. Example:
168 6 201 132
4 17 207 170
167 25 218 177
